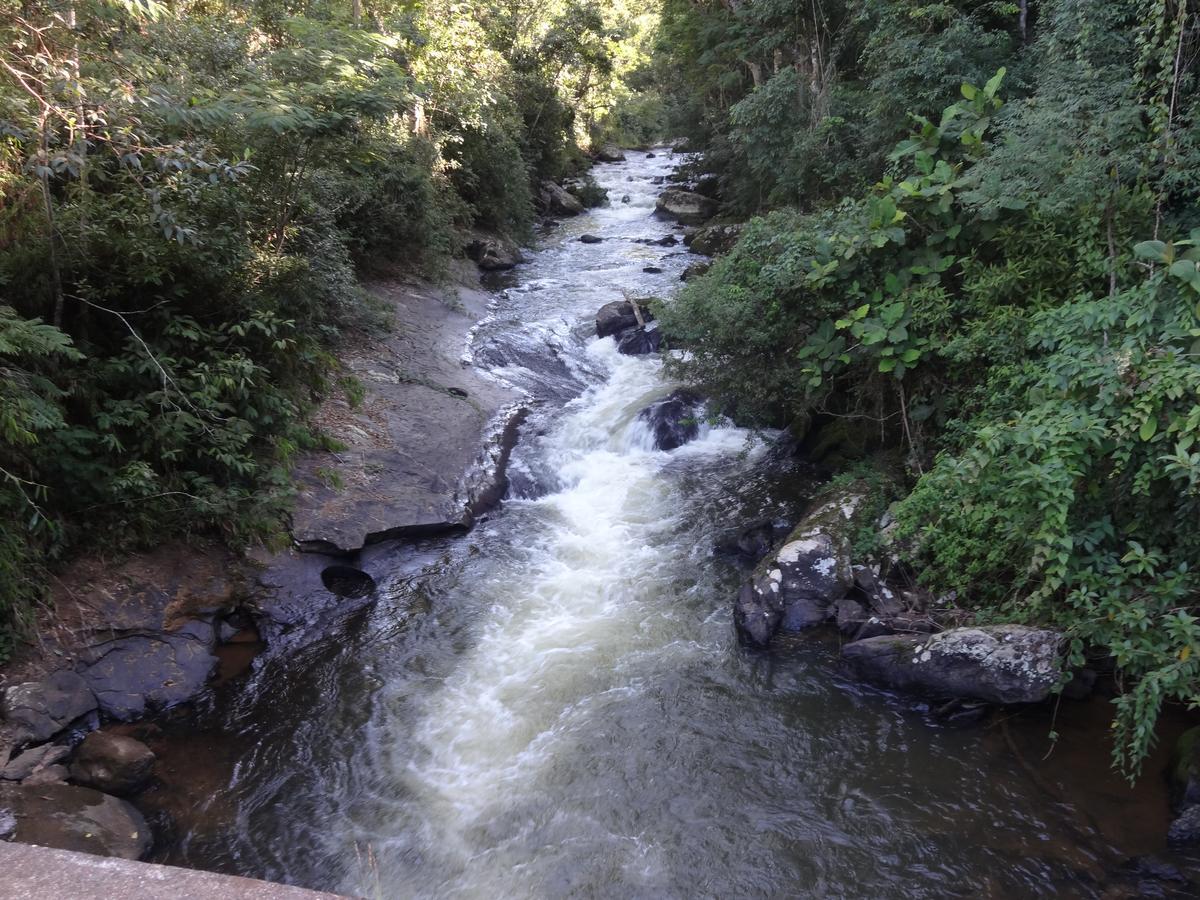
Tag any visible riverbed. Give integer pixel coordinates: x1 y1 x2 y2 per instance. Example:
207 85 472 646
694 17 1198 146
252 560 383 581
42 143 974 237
149 151 1197 898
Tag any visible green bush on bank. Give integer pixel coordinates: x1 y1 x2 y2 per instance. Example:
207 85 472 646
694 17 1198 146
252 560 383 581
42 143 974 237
656 0 1200 774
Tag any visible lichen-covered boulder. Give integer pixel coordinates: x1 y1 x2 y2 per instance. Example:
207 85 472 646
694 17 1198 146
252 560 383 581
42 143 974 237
655 189 717 226
841 625 1064 705
733 489 866 647
2 671 97 745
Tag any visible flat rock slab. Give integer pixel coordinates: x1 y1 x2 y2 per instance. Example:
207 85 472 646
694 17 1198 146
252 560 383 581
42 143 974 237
0 842 346 898
1 670 97 744
0 782 150 860
77 622 217 721
291 266 521 553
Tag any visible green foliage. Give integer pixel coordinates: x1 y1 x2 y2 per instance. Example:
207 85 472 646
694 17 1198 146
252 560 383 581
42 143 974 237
0 0 655 655
655 0 1200 776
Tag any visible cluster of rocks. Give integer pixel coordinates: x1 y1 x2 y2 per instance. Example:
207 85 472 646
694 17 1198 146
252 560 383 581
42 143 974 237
2 690 159 861
731 484 1068 709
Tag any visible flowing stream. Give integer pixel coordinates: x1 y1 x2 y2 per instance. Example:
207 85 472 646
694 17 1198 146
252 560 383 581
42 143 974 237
155 152 1190 898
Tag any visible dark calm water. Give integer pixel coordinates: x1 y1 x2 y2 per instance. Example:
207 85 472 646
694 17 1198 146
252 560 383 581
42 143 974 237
153 152 1199 898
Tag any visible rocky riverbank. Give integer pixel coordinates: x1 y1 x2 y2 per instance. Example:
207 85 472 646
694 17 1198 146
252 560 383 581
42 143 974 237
0 255 537 861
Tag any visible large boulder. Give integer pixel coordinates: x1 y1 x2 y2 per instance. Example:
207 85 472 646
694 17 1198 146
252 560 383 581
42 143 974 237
655 189 717 226
714 519 792 566
841 625 1064 705
2 671 97 745
689 223 743 257
616 324 662 356
595 145 626 162
0 782 151 860
69 732 155 796
638 390 702 451
465 235 525 271
734 490 865 647
595 300 654 338
539 180 584 217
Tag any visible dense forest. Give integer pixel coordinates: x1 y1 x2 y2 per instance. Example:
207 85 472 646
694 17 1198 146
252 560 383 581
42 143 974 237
3 0 1200 780
0 0 658 653
653 0 1200 773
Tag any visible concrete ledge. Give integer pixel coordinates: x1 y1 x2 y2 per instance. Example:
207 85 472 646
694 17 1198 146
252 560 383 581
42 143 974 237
0 842 347 899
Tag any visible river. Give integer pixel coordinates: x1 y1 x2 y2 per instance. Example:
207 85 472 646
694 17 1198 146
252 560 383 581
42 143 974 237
153 151 1194 898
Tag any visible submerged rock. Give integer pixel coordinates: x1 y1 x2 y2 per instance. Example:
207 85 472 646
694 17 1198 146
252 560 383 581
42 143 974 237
595 300 654 338
0 782 151 860
841 625 1064 705
580 234 603 244
638 390 702 451
733 489 865 647
69 732 155 796
655 189 717 226
2 671 97 745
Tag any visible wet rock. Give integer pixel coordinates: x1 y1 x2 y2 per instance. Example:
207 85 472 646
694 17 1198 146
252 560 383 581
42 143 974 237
539 180 584 217
595 300 655 338
714 520 790 566
834 596 870 636
1168 805 1200 846
78 621 218 721
638 390 702 451
595 146 626 162
645 152 656 158
689 223 743 257
681 261 711 282
22 764 68 786
69 732 155 796
579 234 603 244
616 324 663 356
465 234 525 271
651 175 665 185
1170 726 1200 813
852 565 904 619
642 266 664 274
2 671 97 744
655 189 717 226
733 488 866 647
1 743 70 782
842 625 1064 705
0 782 151 860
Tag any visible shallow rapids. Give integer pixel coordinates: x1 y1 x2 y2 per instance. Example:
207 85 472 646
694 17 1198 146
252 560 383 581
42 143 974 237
157 152 1190 898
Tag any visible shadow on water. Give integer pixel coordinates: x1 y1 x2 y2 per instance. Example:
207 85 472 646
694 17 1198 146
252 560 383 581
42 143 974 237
144 150 1200 898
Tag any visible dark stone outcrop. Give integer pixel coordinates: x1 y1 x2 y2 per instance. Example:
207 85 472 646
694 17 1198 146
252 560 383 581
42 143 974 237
0 782 151 860
2 671 97 745
733 489 865 647
638 390 702 451
616 324 662 355
69 732 155 796
841 625 1064 705
655 189 717 226
78 621 218 722
595 300 655 338
714 520 791 566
